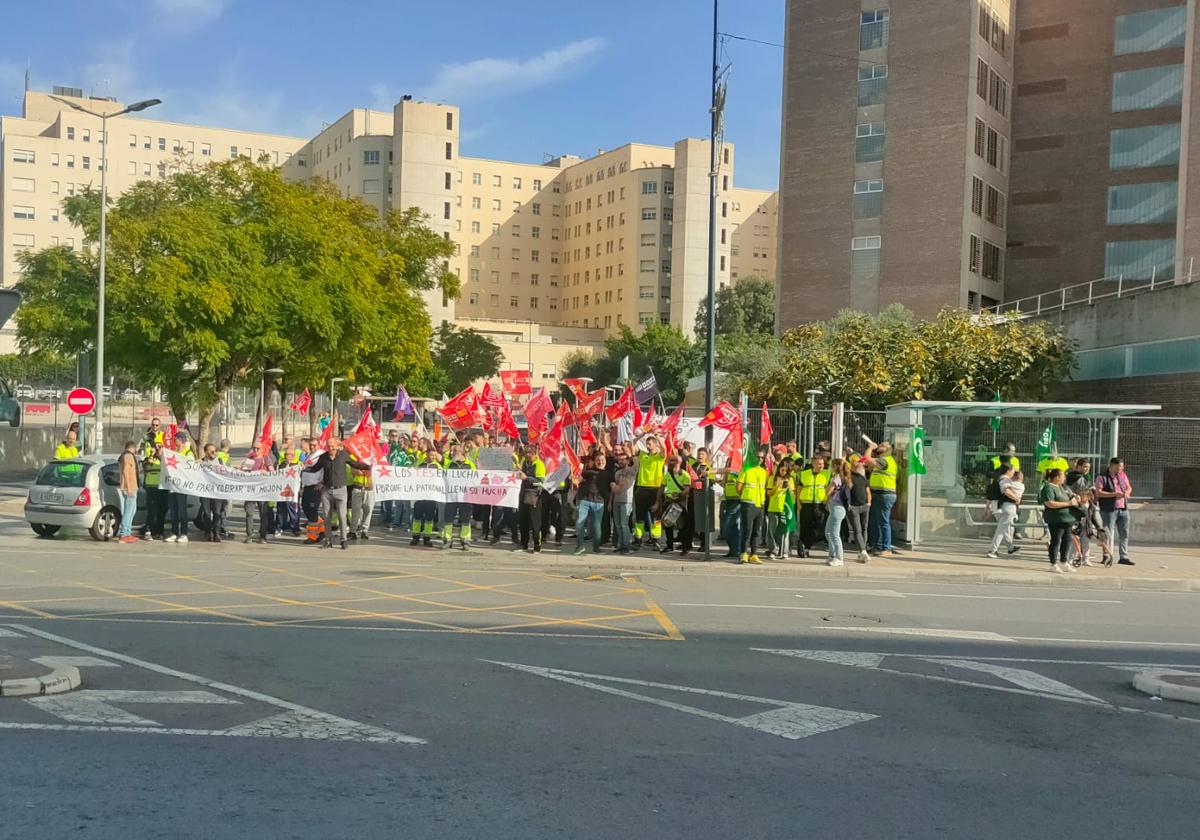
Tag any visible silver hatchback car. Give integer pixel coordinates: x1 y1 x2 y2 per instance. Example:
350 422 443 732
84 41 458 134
24 455 198 541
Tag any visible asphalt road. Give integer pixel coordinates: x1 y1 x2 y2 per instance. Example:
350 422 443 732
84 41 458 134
1 529 1199 839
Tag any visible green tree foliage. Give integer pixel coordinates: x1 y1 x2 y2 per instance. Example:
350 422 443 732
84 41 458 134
693 277 776 339
741 306 1074 410
15 160 457 444
563 324 702 405
0 351 75 386
423 323 504 395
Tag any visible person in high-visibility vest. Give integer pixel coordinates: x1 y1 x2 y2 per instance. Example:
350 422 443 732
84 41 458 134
658 454 693 555
766 459 796 560
796 455 831 558
991 443 1021 474
735 446 771 565
632 435 666 550
1036 445 1069 484
442 444 476 550
865 441 898 556
411 441 442 547
54 429 80 461
718 467 742 558
141 443 167 540
275 435 302 537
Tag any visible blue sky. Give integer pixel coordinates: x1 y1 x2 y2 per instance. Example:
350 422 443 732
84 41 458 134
0 0 784 189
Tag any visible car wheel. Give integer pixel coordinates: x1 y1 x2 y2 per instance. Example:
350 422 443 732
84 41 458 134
89 505 121 542
31 523 61 537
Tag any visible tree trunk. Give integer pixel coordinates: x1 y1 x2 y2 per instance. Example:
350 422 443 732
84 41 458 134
198 403 218 450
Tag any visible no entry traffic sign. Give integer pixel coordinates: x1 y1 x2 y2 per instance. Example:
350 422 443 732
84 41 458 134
66 387 96 415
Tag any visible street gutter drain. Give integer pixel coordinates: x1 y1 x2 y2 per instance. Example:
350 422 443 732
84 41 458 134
821 614 883 625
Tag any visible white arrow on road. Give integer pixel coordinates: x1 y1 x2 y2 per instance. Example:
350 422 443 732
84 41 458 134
28 690 239 726
487 660 877 740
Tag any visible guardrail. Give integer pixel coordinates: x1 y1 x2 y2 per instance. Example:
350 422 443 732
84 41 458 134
982 259 1195 319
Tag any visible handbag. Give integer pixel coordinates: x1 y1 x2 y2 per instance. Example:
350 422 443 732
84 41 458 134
521 488 541 507
662 502 684 528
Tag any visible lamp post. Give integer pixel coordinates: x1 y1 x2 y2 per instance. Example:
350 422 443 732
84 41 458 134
805 388 824 459
258 367 284 443
50 95 161 452
329 376 347 427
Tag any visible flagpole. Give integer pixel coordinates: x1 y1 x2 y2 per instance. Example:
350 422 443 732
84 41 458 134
702 0 720 562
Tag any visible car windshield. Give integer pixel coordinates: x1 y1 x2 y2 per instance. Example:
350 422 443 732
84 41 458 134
35 461 89 488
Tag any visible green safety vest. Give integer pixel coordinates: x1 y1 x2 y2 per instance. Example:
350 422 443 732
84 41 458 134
144 457 161 488
869 455 898 492
663 470 688 499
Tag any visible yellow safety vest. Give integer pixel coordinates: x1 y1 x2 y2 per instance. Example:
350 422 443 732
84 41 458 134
798 468 831 504
1037 456 1068 476
767 474 793 514
738 466 768 507
636 452 665 488
54 443 80 460
992 455 1021 472
723 473 740 498
663 470 688 499
216 451 230 465
523 457 546 479
869 455 898 492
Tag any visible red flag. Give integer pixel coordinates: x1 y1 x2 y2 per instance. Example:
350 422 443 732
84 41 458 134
718 426 744 471
576 389 604 419
317 414 333 448
760 401 773 446
580 422 597 448
564 437 581 477
165 423 177 450
257 414 274 458
524 386 553 432
699 400 741 431
539 419 564 472
660 403 686 435
439 402 475 431
605 385 634 421
640 403 657 433
432 419 442 441
498 400 521 439
343 430 376 463
632 402 643 433
561 378 589 400
554 399 576 427
500 369 532 395
480 381 506 411
353 405 378 436
289 388 312 416
443 385 480 415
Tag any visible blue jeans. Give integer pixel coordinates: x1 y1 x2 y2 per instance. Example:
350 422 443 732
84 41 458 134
868 491 896 551
383 499 411 528
720 500 742 556
575 499 605 552
1101 508 1130 559
118 490 138 538
825 504 847 561
612 501 633 550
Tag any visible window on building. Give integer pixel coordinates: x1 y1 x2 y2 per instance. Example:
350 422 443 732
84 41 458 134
641 181 658 195
81 156 91 170
968 235 982 274
445 142 453 160
855 122 886 163
1115 6 1187 55
10 176 34 192
1112 65 1184 112
860 9 890 50
492 223 500 233
852 179 884 219
641 233 656 247
471 221 481 234
362 179 381 194
12 205 35 220
1105 239 1176 280
1107 181 1178 224
1110 124 1181 169
989 69 1009 116
65 126 75 140
858 64 889 106
12 148 35 164
363 150 380 165
981 240 1004 281
976 59 989 99
986 185 1006 226
50 180 60 194
198 143 210 157
986 127 1001 167
971 176 985 216
974 119 986 158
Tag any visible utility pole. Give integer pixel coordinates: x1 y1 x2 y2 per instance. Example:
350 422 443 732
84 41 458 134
703 0 724 561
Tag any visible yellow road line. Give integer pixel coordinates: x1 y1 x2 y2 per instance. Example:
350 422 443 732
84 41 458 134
71 582 268 627
0 599 55 618
628 578 685 641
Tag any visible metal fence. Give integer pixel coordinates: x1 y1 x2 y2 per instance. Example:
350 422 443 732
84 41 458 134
1116 416 1200 501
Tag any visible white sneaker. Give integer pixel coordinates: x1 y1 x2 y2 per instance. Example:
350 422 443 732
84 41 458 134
986 551 999 559
177 535 188 545
164 534 177 543
1052 562 1066 574
827 558 844 567
1081 558 1098 567
858 550 869 562
1061 560 1073 571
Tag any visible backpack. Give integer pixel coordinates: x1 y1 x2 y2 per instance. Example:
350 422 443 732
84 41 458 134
985 478 1002 502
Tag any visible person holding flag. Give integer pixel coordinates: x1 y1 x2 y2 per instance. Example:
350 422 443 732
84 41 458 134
735 445 771 564
765 458 796 560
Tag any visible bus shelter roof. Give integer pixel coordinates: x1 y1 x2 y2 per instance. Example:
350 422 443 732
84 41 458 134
887 400 1160 420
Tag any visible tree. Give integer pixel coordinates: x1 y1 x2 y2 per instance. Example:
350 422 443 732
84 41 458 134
428 323 504 394
562 324 702 405
15 160 457 445
693 277 776 339
740 306 1073 410
0 351 75 386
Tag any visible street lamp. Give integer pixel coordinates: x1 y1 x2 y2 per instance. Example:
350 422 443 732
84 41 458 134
258 367 284 442
50 94 161 452
329 376 347 421
805 388 824 459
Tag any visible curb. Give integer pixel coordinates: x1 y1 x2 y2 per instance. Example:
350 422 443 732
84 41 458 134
0 665 82 698
1132 670 1200 705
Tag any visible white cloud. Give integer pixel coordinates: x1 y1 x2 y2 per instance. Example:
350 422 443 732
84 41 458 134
84 40 137 101
426 37 606 103
151 0 230 32
369 82 396 112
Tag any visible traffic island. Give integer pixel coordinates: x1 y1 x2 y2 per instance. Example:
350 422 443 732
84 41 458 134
0 661 82 697
1132 671 1200 705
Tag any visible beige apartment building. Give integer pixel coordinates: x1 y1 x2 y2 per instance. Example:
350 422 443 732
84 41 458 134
0 87 309 350
729 189 778 283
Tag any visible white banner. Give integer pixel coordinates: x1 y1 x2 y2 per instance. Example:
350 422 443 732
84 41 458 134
160 454 301 502
372 466 523 508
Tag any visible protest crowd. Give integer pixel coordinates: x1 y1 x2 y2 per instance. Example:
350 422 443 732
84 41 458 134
84 371 1136 570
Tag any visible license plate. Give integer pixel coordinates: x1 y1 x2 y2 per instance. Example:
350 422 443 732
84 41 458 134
36 490 64 505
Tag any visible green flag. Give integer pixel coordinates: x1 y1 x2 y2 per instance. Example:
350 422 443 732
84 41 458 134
742 433 759 470
989 390 1002 432
783 489 797 534
909 426 928 476
1035 422 1055 464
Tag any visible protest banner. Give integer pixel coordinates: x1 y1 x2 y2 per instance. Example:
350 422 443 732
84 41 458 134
160 454 301 502
371 467 523 508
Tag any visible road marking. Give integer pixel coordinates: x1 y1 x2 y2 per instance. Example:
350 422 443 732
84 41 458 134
669 603 833 611
1016 636 1200 649
769 588 1122 604
0 627 23 636
32 656 118 669
814 626 1016 641
918 658 1101 702
487 660 877 741
28 690 238 726
4 624 425 744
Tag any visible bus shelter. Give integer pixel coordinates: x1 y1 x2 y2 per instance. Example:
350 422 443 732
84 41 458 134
880 400 1159 547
